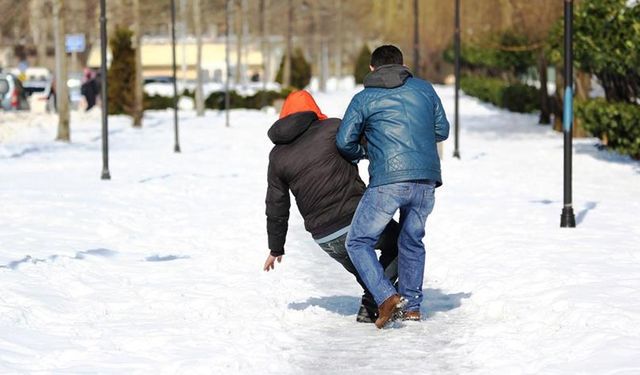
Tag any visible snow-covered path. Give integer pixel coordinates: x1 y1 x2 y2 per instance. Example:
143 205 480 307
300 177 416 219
1 86 639 374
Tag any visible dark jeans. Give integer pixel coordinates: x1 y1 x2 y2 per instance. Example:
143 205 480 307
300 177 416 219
317 220 399 306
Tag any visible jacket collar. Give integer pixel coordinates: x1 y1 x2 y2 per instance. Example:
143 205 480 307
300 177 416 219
364 64 413 89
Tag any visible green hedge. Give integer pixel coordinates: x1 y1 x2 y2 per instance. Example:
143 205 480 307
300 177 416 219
144 89 293 111
460 75 538 113
502 83 539 113
144 94 174 110
575 99 640 159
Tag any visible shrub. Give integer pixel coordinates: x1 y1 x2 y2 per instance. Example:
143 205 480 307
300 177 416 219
275 49 312 89
575 99 640 159
354 44 372 84
205 89 292 110
107 27 136 115
460 75 506 107
143 89 293 111
460 75 538 113
144 94 174 110
502 83 539 113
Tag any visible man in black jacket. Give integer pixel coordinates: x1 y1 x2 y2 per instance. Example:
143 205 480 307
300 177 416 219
264 90 399 323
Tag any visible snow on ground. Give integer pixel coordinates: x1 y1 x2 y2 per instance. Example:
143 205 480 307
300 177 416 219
0 83 639 374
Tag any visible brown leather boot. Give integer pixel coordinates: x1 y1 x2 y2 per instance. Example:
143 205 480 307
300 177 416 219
402 310 421 321
374 294 406 329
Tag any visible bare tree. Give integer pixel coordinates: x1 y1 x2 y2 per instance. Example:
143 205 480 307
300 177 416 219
234 0 242 84
53 0 70 141
260 0 270 94
29 0 48 65
133 0 143 127
283 0 293 87
194 0 205 116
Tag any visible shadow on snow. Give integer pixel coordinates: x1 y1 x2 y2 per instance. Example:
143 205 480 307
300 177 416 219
288 289 471 319
0 248 118 270
0 248 190 270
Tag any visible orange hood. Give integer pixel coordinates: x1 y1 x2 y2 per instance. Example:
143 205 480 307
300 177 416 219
279 90 328 120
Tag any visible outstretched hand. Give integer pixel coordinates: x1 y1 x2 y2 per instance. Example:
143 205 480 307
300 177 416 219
263 254 283 272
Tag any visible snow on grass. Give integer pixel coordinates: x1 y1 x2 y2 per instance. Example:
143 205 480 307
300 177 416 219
0 85 639 374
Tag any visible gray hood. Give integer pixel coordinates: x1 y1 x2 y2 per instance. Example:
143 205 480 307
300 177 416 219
363 64 413 89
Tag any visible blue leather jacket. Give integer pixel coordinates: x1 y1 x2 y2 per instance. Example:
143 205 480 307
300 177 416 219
336 64 449 187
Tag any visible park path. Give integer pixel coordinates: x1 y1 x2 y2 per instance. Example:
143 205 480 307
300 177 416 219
1 86 639 373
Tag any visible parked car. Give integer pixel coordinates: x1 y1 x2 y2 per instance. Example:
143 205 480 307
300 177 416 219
144 75 175 85
20 67 54 112
0 73 30 111
23 71 85 113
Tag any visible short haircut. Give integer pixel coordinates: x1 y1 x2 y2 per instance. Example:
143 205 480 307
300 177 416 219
370 45 404 68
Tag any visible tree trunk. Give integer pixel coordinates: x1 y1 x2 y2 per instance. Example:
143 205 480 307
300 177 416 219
413 0 420 74
575 70 591 101
133 0 144 126
538 52 551 125
241 0 249 88
180 0 188 89
260 0 270 106
283 0 292 88
54 0 70 142
194 0 205 116
234 1 243 85
552 66 564 132
321 39 328 91
30 0 48 66
314 1 326 92
334 0 342 87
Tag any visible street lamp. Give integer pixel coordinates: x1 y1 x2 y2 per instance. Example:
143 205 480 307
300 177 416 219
100 0 110 180
171 0 181 152
453 0 461 159
561 0 576 227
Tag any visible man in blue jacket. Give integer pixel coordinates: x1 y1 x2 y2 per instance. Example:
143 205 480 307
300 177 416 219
336 45 449 328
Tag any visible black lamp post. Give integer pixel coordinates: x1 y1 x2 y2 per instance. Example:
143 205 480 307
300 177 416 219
453 0 461 159
100 0 110 180
171 0 181 152
561 0 576 227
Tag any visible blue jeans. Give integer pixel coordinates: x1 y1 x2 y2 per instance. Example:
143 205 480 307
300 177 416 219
346 181 435 312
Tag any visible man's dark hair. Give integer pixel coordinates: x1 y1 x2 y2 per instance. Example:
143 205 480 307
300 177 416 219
370 45 404 68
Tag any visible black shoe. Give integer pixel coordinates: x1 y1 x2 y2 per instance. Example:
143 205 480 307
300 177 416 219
356 294 378 323
356 303 378 323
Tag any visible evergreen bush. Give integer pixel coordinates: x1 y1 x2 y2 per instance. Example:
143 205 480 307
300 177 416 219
502 83 539 113
275 49 312 89
107 27 136 115
354 45 372 84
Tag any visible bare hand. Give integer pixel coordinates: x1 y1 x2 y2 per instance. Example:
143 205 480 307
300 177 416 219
263 254 282 272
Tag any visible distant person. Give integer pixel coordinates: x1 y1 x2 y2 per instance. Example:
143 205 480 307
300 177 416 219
264 90 400 323
48 77 57 112
336 45 450 328
81 68 98 111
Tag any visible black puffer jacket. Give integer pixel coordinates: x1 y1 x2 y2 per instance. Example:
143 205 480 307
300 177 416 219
266 111 365 256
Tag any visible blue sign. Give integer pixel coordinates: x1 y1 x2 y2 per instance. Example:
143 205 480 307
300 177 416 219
65 34 86 53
